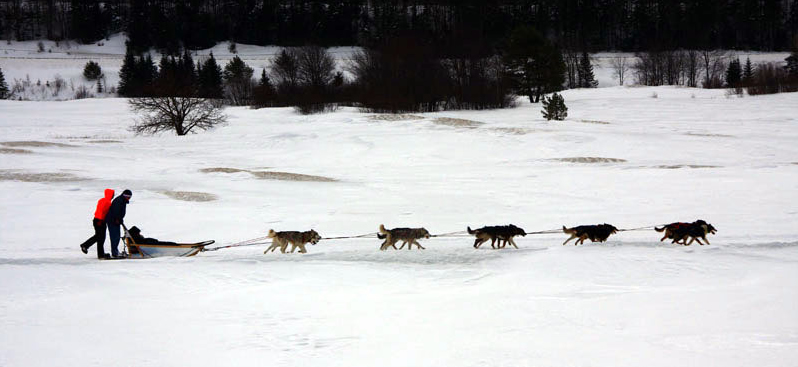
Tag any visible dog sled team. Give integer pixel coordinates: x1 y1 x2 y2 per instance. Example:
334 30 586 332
79 188 718 259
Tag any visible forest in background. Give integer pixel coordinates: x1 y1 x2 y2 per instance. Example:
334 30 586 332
2 0 798 54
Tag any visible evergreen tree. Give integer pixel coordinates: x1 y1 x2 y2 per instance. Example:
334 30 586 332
541 93 568 121
0 67 8 99
117 47 137 97
253 68 276 107
725 58 742 87
198 52 224 99
577 51 598 88
743 57 754 85
83 61 103 80
504 26 566 103
786 52 798 77
223 56 254 105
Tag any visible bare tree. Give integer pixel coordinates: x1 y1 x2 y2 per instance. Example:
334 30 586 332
610 56 630 85
701 50 728 88
129 97 226 136
684 50 701 87
296 46 336 89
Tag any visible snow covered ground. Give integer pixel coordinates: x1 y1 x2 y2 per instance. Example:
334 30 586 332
1 83 797 366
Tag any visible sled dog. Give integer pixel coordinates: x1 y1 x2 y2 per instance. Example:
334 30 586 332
655 220 717 245
562 224 618 245
378 224 430 250
265 229 321 253
467 224 527 249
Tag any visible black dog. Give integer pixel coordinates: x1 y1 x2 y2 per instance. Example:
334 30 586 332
467 224 527 249
656 220 717 245
562 224 619 245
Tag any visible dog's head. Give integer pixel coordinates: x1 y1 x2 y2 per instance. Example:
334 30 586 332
695 220 717 235
309 230 321 245
603 224 619 234
420 228 431 239
509 224 527 236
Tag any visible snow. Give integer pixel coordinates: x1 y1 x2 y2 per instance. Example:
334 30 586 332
1 85 797 366
1 36 798 366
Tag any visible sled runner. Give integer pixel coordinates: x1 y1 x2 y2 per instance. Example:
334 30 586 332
122 225 214 259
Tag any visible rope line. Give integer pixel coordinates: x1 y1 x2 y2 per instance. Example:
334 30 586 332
203 224 667 252
321 232 379 240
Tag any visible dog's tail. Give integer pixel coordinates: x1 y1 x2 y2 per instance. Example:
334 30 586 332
377 233 387 239
267 229 277 238
654 226 665 232
562 225 569 233
379 224 388 235
467 226 476 234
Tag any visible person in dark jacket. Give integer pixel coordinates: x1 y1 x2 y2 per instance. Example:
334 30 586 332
79 188 114 259
105 189 132 258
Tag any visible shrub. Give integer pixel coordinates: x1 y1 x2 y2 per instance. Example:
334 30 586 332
83 61 103 80
541 93 567 121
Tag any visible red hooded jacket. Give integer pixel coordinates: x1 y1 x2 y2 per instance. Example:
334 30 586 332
93 189 115 220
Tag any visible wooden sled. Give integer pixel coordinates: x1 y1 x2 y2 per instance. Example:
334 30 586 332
122 225 214 259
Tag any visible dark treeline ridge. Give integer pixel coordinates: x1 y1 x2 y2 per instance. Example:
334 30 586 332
2 0 798 53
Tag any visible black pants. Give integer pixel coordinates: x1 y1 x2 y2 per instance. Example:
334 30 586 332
80 218 106 258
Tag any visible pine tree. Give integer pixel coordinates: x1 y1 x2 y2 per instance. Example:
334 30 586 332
503 26 566 103
743 57 754 86
83 61 103 80
577 51 598 88
223 56 254 105
198 52 224 99
117 47 137 97
725 58 742 87
786 52 798 77
0 67 8 99
541 93 568 121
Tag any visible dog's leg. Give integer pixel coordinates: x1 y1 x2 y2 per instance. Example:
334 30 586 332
563 235 576 245
474 238 486 248
702 236 710 245
413 240 425 250
508 237 519 249
490 237 497 249
298 243 307 253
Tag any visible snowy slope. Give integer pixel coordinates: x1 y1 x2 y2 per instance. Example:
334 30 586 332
1 85 797 367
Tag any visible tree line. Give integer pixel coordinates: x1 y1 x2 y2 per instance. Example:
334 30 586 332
3 0 798 53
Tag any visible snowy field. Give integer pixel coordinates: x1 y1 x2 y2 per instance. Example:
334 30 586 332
1 86 797 367
2 37 798 367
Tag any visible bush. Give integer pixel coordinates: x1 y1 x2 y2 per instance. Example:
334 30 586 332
83 61 103 80
74 85 94 99
541 93 567 121
747 63 798 95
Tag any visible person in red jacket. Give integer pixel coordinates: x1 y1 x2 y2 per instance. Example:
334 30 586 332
79 189 114 259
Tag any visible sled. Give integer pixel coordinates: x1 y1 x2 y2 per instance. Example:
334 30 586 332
122 225 214 259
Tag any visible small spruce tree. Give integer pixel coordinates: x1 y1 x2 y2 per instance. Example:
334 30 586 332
725 58 742 88
0 67 9 99
541 93 568 121
786 52 798 77
198 52 224 99
743 57 754 86
117 47 136 96
83 60 103 80
577 51 598 88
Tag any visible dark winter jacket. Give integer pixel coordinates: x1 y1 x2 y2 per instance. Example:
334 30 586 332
105 193 129 225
